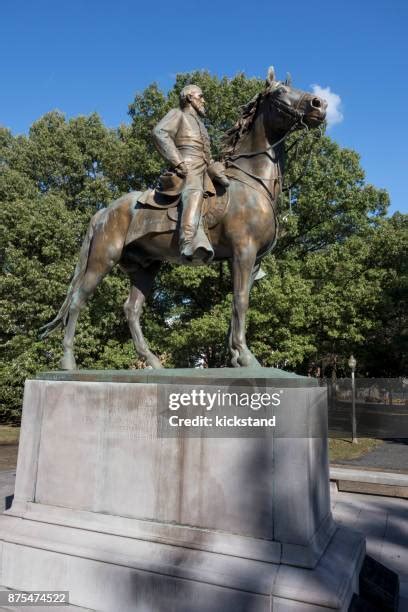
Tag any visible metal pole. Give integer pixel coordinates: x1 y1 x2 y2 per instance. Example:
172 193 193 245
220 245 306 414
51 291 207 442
351 369 358 444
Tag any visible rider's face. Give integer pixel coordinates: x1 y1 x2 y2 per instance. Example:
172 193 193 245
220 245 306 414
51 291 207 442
189 90 206 117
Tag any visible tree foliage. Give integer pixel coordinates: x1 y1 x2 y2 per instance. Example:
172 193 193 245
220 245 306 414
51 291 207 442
1 72 406 421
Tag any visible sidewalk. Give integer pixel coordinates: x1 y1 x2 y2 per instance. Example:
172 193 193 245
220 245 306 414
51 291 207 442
331 489 408 610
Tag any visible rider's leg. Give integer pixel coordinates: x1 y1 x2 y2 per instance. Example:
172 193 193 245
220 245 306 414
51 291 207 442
179 188 214 262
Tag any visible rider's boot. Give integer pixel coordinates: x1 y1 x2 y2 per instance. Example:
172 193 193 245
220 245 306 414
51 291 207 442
179 189 214 263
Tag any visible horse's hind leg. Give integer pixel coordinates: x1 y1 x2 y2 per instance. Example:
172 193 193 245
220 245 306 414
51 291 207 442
61 228 126 369
55 195 135 370
124 262 163 369
61 260 116 370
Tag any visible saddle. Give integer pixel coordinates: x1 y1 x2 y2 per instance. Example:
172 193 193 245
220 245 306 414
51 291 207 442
125 172 229 247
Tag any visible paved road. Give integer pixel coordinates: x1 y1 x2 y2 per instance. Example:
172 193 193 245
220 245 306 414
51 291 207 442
336 439 408 472
0 447 18 473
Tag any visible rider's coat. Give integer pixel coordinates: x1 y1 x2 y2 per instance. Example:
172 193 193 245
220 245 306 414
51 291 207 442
152 106 215 195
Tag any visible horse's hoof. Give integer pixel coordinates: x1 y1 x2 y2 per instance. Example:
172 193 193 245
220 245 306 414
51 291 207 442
238 356 261 368
60 353 77 370
237 349 261 368
229 347 240 367
237 356 252 367
147 355 163 369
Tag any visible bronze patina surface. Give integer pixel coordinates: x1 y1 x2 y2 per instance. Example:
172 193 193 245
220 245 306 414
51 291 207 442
36 366 318 387
41 67 326 371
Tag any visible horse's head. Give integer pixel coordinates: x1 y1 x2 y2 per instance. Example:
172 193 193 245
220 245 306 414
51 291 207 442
263 66 327 132
222 66 327 159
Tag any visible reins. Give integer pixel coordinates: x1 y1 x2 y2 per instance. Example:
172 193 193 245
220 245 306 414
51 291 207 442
224 91 322 199
226 120 299 163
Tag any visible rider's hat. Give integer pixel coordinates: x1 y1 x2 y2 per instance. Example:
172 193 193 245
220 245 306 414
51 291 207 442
156 171 185 196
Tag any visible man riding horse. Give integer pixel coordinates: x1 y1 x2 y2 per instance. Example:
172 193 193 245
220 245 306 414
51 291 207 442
40 67 327 371
152 84 230 263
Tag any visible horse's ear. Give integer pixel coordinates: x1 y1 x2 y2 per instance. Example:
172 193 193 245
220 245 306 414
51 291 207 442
266 66 276 86
285 72 292 87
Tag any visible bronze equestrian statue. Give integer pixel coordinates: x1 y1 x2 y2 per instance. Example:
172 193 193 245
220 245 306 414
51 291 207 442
41 67 327 370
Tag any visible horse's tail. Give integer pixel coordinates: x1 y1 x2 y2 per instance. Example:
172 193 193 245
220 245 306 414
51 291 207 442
39 208 105 338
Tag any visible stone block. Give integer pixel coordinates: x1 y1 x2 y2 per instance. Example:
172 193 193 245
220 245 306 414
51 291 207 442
0 374 365 611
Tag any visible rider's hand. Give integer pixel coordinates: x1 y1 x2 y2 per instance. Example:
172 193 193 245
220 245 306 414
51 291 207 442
175 161 188 178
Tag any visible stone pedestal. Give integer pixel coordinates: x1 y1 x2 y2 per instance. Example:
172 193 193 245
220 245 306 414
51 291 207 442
0 370 365 611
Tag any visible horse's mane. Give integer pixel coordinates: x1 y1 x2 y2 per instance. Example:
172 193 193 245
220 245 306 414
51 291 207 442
222 92 263 157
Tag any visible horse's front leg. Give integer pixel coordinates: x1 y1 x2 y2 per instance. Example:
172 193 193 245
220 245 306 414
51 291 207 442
229 244 261 367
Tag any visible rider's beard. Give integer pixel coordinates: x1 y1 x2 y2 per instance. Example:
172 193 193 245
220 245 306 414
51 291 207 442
191 98 206 117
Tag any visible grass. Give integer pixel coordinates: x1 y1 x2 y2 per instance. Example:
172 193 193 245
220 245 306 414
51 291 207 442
329 437 382 462
0 425 20 445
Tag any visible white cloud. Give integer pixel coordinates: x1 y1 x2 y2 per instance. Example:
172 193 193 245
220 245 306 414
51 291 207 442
311 84 343 128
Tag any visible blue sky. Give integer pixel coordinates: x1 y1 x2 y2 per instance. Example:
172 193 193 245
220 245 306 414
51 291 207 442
1 0 407 214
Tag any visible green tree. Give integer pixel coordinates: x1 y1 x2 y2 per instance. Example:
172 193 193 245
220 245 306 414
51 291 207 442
0 117 134 421
356 213 408 376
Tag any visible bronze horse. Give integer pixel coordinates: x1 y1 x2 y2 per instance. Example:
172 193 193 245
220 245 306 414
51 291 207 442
41 67 326 369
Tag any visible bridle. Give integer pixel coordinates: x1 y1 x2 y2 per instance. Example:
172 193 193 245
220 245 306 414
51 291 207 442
225 89 321 200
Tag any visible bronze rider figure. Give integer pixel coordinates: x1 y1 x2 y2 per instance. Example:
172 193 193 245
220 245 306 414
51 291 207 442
152 84 230 262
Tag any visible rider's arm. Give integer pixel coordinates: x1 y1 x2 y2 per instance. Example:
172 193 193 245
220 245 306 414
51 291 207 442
152 109 183 168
